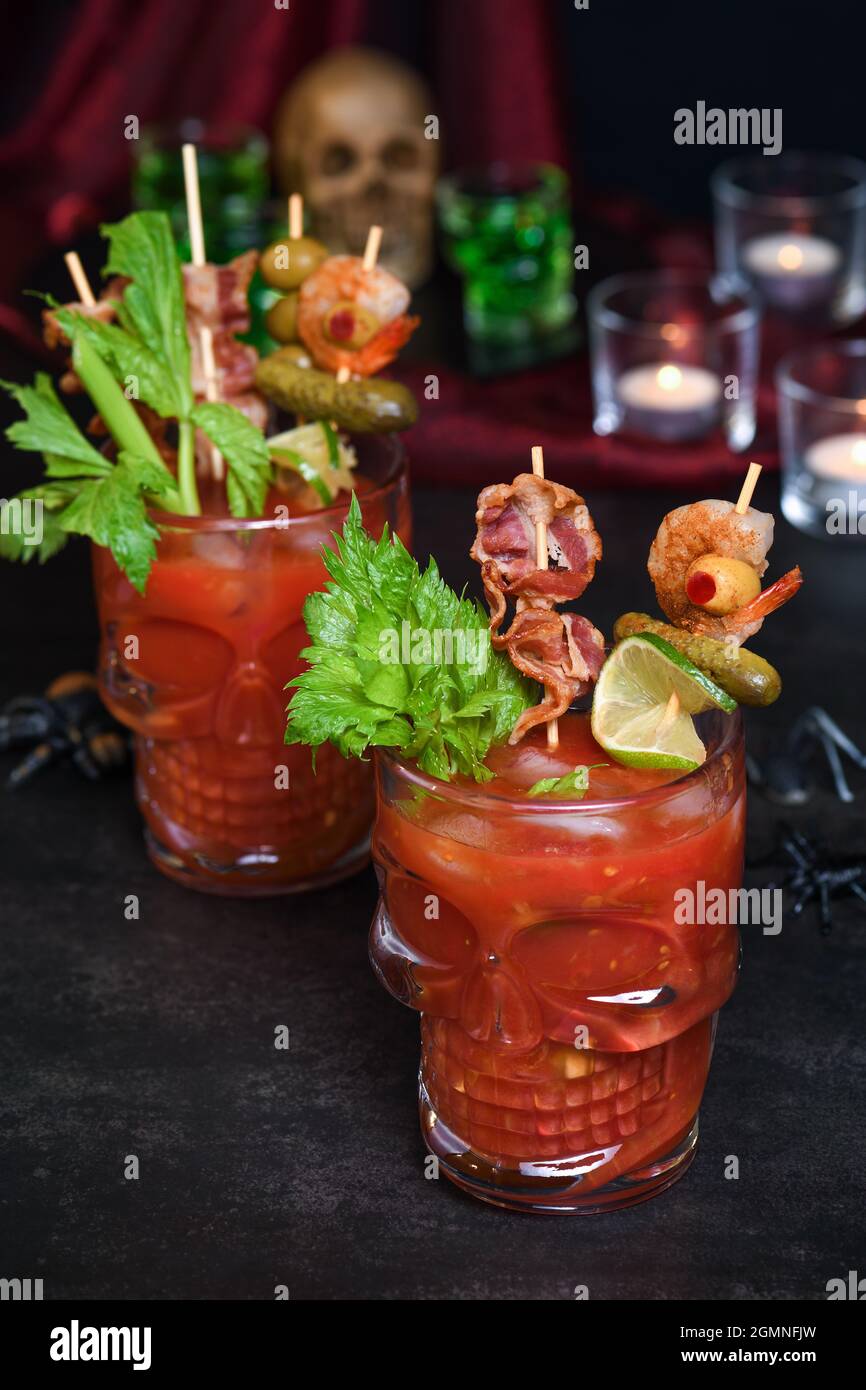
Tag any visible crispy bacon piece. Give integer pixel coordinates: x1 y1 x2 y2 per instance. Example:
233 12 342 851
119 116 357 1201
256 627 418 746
472 474 605 744
45 253 269 430
189 331 258 397
182 252 268 422
471 474 602 609
43 277 129 391
181 251 258 336
500 610 606 744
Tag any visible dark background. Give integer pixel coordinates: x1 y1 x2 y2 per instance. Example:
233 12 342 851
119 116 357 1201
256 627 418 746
1 0 865 1302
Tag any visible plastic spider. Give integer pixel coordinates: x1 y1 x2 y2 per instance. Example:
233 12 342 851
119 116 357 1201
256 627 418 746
0 672 129 788
763 825 866 935
746 706 866 805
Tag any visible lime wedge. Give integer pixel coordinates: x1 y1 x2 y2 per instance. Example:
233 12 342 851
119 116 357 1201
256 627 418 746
267 422 357 505
591 632 737 771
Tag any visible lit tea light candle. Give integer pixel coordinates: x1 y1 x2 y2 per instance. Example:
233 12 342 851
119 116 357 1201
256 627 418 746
617 362 722 442
741 232 842 311
804 432 866 481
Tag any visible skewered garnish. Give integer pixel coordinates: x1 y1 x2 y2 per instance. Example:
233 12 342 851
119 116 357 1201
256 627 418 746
604 464 801 755
1 211 274 590
470 459 605 745
612 614 782 707
255 208 419 432
591 633 736 771
285 496 535 782
647 465 802 645
296 254 419 377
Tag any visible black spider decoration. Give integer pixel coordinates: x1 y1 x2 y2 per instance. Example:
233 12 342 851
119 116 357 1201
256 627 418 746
747 706 866 805
0 672 129 788
762 825 866 935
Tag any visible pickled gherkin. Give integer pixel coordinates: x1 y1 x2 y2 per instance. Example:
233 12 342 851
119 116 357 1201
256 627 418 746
612 613 782 707
255 351 417 433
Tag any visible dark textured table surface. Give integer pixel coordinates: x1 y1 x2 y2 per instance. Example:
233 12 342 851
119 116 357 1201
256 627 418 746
2 479 865 1301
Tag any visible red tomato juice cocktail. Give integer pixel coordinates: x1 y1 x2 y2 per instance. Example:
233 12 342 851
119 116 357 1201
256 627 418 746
371 709 744 1212
94 437 409 895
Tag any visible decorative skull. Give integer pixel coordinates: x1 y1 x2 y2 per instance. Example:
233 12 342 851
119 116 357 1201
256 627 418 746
273 46 439 288
370 845 740 1204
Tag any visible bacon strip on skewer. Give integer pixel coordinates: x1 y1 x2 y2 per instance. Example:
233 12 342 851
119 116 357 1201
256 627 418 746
42 251 268 436
500 610 606 745
471 474 601 609
182 250 258 337
471 471 604 745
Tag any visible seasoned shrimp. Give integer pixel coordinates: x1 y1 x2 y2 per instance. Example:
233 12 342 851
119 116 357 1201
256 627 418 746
648 499 800 644
297 255 419 376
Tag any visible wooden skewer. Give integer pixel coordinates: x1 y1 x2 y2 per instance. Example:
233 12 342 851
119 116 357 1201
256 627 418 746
531 444 559 751
735 461 762 514
362 224 383 272
333 227 383 394
658 689 681 734
182 142 224 483
288 192 303 241
64 252 96 307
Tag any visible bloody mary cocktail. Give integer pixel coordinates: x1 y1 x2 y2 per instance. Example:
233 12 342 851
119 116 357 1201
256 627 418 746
371 709 744 1212
95 436 409 895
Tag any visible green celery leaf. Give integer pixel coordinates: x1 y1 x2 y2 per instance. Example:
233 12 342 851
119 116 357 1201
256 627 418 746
57 453 166 593
0 481 79 563
286 497 536 782
191 401 272 518
1 375 112 473
55 307 181 421
101 211 193 419
527 764 607 798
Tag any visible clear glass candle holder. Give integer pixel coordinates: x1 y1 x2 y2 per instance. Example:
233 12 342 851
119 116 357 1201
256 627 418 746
588 271 759 450
777 340 866 539
712 153 866 326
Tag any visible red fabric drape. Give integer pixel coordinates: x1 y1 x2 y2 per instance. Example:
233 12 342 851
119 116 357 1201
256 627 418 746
0 0 569 290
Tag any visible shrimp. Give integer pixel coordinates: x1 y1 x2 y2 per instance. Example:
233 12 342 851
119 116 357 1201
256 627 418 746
296 255 419 376
648 499 782 644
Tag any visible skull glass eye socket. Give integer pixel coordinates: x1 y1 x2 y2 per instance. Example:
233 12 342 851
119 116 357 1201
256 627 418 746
128 619 234 695
512 917 676 1000
320 142 357 177
381 138 420 172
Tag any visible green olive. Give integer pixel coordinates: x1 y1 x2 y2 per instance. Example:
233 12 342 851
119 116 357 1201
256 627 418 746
258 237 327 291
322 300 381 350
685 553 761 615
272 342 313 370
265 292 299 343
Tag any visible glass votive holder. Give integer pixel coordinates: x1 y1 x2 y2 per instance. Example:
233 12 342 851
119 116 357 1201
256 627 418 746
712 153 866 326
436 161 578 374
777 341 866 539
588 271 760 449
132 118 269 263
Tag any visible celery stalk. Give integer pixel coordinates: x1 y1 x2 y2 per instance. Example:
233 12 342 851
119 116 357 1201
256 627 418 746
71 335 190 515
176 420 200 516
